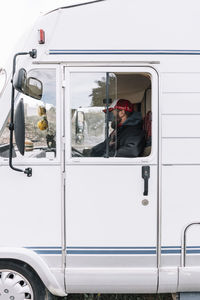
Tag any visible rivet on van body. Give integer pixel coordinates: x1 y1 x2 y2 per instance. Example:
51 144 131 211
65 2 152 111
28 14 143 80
142 199 149 206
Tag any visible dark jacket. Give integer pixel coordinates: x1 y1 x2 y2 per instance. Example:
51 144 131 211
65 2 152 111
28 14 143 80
90 112 145 157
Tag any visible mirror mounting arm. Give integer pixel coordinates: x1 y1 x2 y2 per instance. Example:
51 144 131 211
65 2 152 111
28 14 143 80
9 49 37 177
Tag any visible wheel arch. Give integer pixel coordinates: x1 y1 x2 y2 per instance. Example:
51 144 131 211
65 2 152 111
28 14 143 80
0 247 66 297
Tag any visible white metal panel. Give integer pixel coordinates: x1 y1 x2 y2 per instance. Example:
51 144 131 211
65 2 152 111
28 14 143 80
66 254 155 268
162 115 200 138
179 267 200 292
65 267 158 293
158 267 178 293
46 0 200 51
162 73 200 93
161 166 200 247
162 138 200 164
66 165 157 247
0 166 62 247
162 93 200 115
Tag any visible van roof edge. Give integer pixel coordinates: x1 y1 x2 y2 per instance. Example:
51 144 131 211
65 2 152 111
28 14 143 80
45 0 106 15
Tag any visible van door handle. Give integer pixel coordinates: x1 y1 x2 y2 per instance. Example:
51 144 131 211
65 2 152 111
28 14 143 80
142 166 150 196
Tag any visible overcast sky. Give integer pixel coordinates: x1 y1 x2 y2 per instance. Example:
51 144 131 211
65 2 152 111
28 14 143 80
0 0 90 68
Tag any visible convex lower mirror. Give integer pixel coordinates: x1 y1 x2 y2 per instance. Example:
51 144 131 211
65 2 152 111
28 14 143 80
14 98 25 156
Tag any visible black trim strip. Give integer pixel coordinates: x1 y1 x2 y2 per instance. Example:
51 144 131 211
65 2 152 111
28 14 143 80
46 0 105 15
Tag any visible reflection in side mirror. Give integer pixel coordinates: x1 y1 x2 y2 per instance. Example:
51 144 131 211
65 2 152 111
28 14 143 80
14 98 25 156
76 111 85 134
13 68 43 100
26 77 43 100
75 111 85 144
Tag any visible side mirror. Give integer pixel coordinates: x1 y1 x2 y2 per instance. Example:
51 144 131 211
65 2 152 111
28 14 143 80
13 68 27 94
9 50 37 177
14 68 43 100
14 98 25 156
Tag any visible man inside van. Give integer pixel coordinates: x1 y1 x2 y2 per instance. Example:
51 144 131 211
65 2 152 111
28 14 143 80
90 99 145 157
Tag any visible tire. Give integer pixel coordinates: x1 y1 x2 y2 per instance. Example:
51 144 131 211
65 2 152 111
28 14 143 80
0 260 46 299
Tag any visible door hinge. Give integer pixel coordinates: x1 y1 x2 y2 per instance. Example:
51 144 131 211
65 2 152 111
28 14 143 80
62 80 67 88
62 142 66 174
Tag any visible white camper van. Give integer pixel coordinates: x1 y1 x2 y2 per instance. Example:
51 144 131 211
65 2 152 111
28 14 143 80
1 0 200 299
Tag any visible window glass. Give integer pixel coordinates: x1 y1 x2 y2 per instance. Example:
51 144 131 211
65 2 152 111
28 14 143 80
0 69 56 159
71 72 117 156
70 72 152 158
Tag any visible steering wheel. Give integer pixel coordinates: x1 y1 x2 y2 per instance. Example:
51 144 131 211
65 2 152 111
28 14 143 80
71 147 84 157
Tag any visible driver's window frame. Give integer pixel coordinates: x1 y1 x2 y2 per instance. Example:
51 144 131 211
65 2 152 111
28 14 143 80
65 65 158 165
0 64 61 164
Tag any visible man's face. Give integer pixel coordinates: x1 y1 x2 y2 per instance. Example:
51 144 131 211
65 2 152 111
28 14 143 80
111 109 125 129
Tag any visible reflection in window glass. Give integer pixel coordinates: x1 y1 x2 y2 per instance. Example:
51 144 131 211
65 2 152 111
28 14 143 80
71 73 117 156
0 69 56 159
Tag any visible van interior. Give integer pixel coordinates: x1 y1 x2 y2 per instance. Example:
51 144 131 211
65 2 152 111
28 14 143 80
72 72 152 157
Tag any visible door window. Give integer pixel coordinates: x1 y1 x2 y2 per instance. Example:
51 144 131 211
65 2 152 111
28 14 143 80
70 72 152 158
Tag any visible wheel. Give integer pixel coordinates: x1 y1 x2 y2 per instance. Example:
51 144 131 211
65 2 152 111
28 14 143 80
0 260 46 299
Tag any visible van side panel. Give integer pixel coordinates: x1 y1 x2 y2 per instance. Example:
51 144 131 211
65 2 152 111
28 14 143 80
161 71 200 275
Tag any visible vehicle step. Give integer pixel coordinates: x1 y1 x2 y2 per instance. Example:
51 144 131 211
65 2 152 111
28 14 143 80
180 293 200 300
